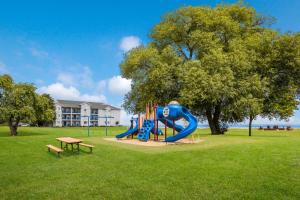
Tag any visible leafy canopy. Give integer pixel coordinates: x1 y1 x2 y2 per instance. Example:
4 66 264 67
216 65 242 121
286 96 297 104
0 74 55 135
120 3 300 134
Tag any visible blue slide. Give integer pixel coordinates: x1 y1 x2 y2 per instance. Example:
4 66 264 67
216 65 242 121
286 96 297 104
116 118 138 139
156 104 198 142
157 116 184 133
156 106 185 132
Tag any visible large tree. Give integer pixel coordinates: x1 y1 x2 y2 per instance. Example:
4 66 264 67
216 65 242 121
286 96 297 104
120 3 300 134
0 74 55 136
34 94 56 127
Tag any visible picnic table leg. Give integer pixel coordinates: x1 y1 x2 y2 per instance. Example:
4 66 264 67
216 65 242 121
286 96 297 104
77 143 80 153
71 143 74 152
60 141 62 149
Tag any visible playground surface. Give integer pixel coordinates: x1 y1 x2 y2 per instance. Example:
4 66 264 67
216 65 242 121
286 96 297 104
1 126 300 199
105 137 204 146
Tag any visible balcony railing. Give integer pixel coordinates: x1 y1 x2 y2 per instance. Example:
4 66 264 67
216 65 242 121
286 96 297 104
72 109 81 113
62 110 71 113
62 107 81 113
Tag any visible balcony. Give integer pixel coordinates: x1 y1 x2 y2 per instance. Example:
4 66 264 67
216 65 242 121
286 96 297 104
90 116 98 121
62 107 71 113
62 114 71 120
91 109 98 115
72 114 81 120
72 108 81 113
71 122 81 127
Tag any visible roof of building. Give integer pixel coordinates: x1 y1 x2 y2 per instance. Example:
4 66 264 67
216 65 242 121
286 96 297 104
55 100 121 110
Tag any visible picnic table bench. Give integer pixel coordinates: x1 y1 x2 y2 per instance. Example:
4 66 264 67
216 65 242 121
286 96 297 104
47 144 64 157
79 143 95 152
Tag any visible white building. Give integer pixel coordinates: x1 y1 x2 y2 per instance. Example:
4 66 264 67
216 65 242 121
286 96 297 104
55 100 121 127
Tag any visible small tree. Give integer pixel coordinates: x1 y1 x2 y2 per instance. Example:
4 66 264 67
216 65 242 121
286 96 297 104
0 74 55 136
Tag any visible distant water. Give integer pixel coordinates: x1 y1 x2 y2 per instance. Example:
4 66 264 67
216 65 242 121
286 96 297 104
154 121 300 129
197 124 300 129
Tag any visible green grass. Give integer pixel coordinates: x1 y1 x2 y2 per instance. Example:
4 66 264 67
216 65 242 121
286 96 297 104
0 126 300 199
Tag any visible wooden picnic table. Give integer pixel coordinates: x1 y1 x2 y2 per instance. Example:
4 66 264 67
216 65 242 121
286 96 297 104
56 137 83 152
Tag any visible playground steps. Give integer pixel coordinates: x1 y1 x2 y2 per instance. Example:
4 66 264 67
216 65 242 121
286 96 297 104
137 120 153 141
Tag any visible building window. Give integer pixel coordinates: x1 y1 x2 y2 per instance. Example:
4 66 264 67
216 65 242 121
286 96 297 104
91 109 98 114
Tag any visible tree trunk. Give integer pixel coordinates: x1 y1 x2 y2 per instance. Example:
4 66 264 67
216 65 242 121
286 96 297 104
206 109 216 134
8 119 19 136
213 104 221 134
249 115 253 136
206 105 222 135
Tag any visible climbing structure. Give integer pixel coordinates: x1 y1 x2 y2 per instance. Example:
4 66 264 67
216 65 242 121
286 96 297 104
137 120 154 141
115 101 198 142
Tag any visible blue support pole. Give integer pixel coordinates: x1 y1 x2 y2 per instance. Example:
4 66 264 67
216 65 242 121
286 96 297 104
105 117 108 136
88 116 90 137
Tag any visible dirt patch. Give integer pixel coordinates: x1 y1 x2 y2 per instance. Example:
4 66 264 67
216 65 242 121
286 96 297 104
104 137 204 147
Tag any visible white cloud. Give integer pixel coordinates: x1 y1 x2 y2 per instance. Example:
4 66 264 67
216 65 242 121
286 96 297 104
30 48 49 58
108 75 131 95
120 36 141 52
57 65 94 88
252 116 286 125
286 115 300 124
35 79 45 86
57 73 75 86
97 80 107 93
120 109 134 126
241 115 299 125
79 94 106 102
80 66 93 87
38 82 106 103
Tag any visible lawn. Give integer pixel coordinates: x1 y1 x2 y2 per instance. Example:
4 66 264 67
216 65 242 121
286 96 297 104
0 126 300 200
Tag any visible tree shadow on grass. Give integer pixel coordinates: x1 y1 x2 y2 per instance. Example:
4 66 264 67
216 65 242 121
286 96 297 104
46 151 64 159
79 149 93 154
46 149 91 158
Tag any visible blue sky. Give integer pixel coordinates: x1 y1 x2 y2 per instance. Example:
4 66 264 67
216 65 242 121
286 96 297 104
0 0 299 125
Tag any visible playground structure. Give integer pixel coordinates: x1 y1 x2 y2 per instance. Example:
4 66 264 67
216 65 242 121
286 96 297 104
116 101 198 142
